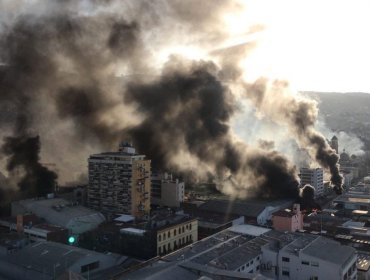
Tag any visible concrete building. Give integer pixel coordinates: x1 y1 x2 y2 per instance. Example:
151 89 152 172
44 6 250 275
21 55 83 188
299 168 324 197
11 198 105 237
330 135 339 154
272 204 303 232
156 217 197 256
262 235 357 280
0 241 126 280
88 142 151 219
119 212 198 259
151 172 185 208
118 224 357 280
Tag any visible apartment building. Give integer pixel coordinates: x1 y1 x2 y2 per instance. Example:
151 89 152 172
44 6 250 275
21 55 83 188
300 168 324 197
88 142 151 219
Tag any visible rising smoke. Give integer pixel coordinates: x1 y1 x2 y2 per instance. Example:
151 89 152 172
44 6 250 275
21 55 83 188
0 0 342 203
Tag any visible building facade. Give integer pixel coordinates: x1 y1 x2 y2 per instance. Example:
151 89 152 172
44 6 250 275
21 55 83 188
156 218 197 255
272 204 303 232
300 168 324 197
88 143 151 219
151 172 185 208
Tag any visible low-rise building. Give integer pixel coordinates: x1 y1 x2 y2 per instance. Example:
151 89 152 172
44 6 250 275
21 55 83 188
0 241 126 280
151 172 185 208
11 198 105 238
196 199 293 226
120 212 198 259
272 204 303 232
117 224 357 280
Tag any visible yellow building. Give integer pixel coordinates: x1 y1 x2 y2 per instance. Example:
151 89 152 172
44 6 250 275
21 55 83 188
88 142 151 219
156 218 198 255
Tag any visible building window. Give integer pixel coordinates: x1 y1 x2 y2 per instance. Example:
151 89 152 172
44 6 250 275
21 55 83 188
182 226 185 232
282 257 290 262
189 223 192 230
168 243 170 251
168 231 170 238
163 233 166 240
174 229 177 236
182 237 185 243
311 262 319 267
158 235 161 242
282 270 290 276
302 261 309 265
310 277 318 280
174 241 177 249
159 247 162 255
257 256 260 260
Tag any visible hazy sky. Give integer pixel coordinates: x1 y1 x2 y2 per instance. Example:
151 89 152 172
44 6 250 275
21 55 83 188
232 0 370 93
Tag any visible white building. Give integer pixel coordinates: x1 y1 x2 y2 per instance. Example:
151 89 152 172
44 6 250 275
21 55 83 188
262 235 357 280
88 142 151 219
120 224 357 280
151 173 184 208
300 168 324 197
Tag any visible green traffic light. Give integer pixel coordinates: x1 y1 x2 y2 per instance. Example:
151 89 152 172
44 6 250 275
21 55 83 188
68 236 75 243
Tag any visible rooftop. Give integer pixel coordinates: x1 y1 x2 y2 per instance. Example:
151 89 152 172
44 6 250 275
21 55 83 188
273 209 296 218
14 198 105 230
198 199 291 218
2 241 124 278
302 237 356 265
357 252 370 272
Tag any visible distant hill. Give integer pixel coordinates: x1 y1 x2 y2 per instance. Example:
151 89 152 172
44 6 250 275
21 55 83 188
303 92 370 119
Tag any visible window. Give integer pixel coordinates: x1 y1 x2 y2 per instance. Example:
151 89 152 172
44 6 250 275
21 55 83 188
168 243 170 251
282 257 290 262
189 223 192 230
182 237 185 243
174 229 177 236
163 233 166 240
159 247 162 254
302 261 309 265
311 262 319 267
81 261 99 273
282 270 290 276
182 226 185 232
257 256 260 260
158 235 161 242
310 277 318 280
168 231 170 238
256 265 260 271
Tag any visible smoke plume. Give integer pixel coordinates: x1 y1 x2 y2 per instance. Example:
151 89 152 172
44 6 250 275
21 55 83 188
0 0 338 205
2 136 57 197
243 79 343 194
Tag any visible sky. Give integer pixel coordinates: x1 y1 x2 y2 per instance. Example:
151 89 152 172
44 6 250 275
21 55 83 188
225 0 370 93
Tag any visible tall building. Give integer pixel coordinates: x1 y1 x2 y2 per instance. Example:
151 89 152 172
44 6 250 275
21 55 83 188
299 167 324 197
330 135 339 154
88 142 151 219
151 172 185 208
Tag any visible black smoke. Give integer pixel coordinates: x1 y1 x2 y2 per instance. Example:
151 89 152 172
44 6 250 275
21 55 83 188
2 136 57 197
125 59 301 199
0 1 328 206
298 185 321 210
245 79 343 194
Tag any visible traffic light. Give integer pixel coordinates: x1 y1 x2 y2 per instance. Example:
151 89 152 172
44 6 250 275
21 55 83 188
68 236 76 244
